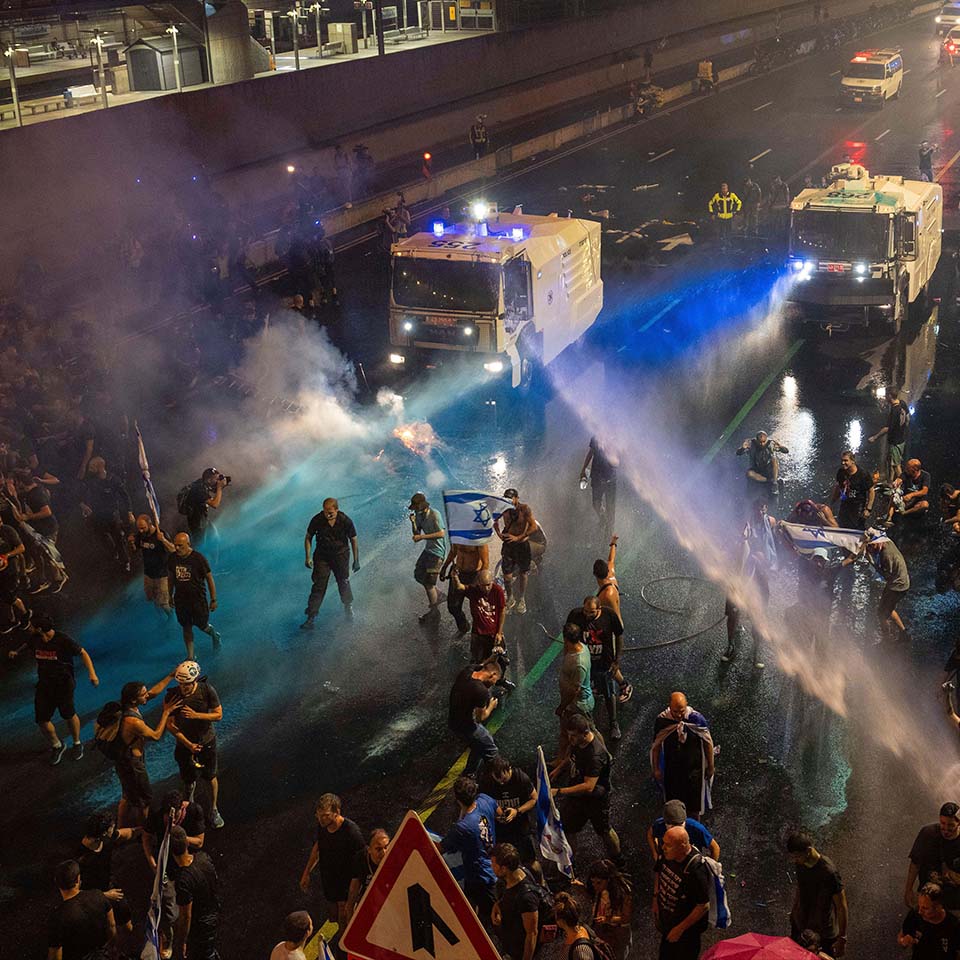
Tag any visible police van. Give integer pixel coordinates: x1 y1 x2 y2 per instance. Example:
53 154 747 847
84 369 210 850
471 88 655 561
936 2 960 34
839 49 903 107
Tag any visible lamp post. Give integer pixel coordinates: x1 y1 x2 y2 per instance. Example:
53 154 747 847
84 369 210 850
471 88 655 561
285 2 301 71
3 46 22 127
166 24 182 92
309 3 328 59
91 31 108 109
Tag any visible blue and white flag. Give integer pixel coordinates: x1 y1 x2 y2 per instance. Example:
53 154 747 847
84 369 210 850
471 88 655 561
780 522 866 556
135 422 161 526
319 937 338 960
140 824 170 960
442 490 514 546
535 745 574 878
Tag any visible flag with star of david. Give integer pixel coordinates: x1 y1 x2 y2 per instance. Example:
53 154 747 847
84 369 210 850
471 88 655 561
442 490 515 545
780 521 866 556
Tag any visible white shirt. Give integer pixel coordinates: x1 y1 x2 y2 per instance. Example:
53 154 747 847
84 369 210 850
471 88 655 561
270 944 306 960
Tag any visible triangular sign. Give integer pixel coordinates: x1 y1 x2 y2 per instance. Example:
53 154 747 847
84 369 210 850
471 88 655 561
341 810 502 960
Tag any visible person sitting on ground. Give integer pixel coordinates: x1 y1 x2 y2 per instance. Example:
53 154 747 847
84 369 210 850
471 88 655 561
899 458 931 521
737 431 788 495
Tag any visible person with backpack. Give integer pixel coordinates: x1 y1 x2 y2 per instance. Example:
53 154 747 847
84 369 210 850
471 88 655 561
177 468 230 548
588 860 633 960
7 614 99 765
653 826 710 959
553 891 614 960
491 843 544 960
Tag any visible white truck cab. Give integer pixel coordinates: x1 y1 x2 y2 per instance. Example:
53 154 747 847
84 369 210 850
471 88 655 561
936 2 960 34
387 205 603 387
840 49 903 106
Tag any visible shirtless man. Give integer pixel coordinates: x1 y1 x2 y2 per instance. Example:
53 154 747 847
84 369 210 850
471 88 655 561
440 542 489 635
592 535 633 703
495 488 539 615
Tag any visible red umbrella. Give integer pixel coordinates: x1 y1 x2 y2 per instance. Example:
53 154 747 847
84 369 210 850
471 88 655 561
702 933 814 959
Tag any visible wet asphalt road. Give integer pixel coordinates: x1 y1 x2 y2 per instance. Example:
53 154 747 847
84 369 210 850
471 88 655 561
5 9 960 959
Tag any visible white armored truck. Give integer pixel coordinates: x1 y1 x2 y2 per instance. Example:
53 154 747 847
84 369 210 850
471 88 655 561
786 165 942 329
387 204 603 387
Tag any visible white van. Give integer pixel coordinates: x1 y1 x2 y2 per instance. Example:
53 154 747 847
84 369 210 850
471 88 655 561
936 2 960 34
839 49 903 107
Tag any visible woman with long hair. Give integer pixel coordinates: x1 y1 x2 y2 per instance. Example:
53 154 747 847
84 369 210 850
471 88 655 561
588 860 633 959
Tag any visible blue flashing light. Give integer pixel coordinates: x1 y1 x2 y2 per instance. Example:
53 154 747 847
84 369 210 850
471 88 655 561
432 221 444 237
192 175 198 182
511 227 524 241
135 177 142 184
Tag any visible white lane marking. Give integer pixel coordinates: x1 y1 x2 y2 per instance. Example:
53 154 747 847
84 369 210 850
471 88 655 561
753 100 774 111
639 298 682 332
904 68 912 74
875 129 891 141
938 88 947 98
748 148 772 163
835 106 843 112
648 148 675 163
830 69 841 76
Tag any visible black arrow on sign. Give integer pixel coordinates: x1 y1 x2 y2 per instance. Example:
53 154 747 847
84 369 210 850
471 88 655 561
407 883 459 957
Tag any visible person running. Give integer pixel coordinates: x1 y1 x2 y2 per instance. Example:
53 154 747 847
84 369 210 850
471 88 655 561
164 660 225 828
565 596 625 740
440 541 489 635
302 498 359 630
7 614 99 765
408 492 446 624
168 533 221 660
708 183 741 250
593 535 633 704
495 488 539 615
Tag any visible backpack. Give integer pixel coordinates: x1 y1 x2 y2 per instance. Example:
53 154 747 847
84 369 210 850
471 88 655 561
570 934 616 960
92 701 129 763
685 853 731 929
176 484 193 516
521 878 558 943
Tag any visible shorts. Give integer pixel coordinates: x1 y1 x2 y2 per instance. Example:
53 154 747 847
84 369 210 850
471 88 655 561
144 575 171 607
501 540 532 575
34 679 76 723
414 552 443 587
175 739 218 782
116 754 153 807
591 667 617 700
175 602 210 631
879 586 908 619
560 794 611 835
889 443 906 466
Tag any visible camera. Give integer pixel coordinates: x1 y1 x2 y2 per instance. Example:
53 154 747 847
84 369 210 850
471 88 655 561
213 472 231 487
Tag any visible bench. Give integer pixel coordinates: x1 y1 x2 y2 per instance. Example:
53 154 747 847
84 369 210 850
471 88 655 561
321 40 344 55
382 26 428 43
65 84 101 107
0 106 16 122
21 95 67 115
25 44 58 63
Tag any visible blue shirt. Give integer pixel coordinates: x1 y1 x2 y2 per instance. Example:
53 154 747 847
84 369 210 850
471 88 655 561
441 794 498 886
651 817 714 855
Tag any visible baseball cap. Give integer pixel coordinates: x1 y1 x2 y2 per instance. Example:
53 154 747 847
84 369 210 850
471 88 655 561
408 492 428 510
663 799 687 825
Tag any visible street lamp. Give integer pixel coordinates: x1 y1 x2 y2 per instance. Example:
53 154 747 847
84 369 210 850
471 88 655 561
285 2 302 71
90 31 109 109
3 46 22 127
308 3 329 59
166 24 182 92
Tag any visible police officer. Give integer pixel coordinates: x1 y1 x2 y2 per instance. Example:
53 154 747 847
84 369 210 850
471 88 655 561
708 183 742 250
470 115 489 160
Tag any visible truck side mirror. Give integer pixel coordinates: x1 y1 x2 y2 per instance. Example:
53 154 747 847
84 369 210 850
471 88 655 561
901 213 917 261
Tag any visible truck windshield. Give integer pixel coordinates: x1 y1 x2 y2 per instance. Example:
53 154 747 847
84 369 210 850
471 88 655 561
843 62 886 79
790 210 890 261
392 259 500 313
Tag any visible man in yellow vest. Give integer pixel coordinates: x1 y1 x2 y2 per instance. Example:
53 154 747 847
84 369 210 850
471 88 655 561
708 183 742 251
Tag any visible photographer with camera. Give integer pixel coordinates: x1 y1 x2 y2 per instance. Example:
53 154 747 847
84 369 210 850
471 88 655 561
178 467 231 549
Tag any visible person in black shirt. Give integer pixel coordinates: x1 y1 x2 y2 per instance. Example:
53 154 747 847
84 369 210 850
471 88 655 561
551 714 621 868
900 459 932 520
76 811 139 898
79 456 135 572
831 451 875 530
168 534 221 660
171 826 221 960
181 467 229 547
299 793 366 935
8 615 99 765
480 755 539 869
869 387 911 481
131 515 175 617
566 597 625 740
48 859 116 960
16 472 58 540
491 843 542 960
653 827 710 960
302 498 359 630
0 512 31 633
787 832 847 956
899 882 960 959
346 828 391 921
905 803 960 911
448 661 501 777
580 436 619 531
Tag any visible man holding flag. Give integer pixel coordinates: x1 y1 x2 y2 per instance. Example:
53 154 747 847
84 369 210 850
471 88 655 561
535 745 574 880
132 515 175 619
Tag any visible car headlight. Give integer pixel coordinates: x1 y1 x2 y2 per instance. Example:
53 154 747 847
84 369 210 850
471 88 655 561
483 359 505 374
389 353 405 364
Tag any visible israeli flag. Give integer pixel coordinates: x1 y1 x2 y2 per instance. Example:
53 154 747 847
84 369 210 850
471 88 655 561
140 824 170 960
135 422 162 526
535 745 574 878
780 522 866 556
443 490 514 546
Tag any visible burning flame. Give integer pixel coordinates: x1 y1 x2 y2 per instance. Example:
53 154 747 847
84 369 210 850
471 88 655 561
392 421 439 457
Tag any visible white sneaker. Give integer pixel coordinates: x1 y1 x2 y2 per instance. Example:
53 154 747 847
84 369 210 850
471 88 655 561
515 598 527 614
505 598 517 614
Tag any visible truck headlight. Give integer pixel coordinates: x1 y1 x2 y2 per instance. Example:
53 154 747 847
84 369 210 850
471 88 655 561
790 259 804 272
463 326 474 336
937 15 942 22
483 360 505 374
854 263 867 275
389 353 406 364
402 320 414 332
